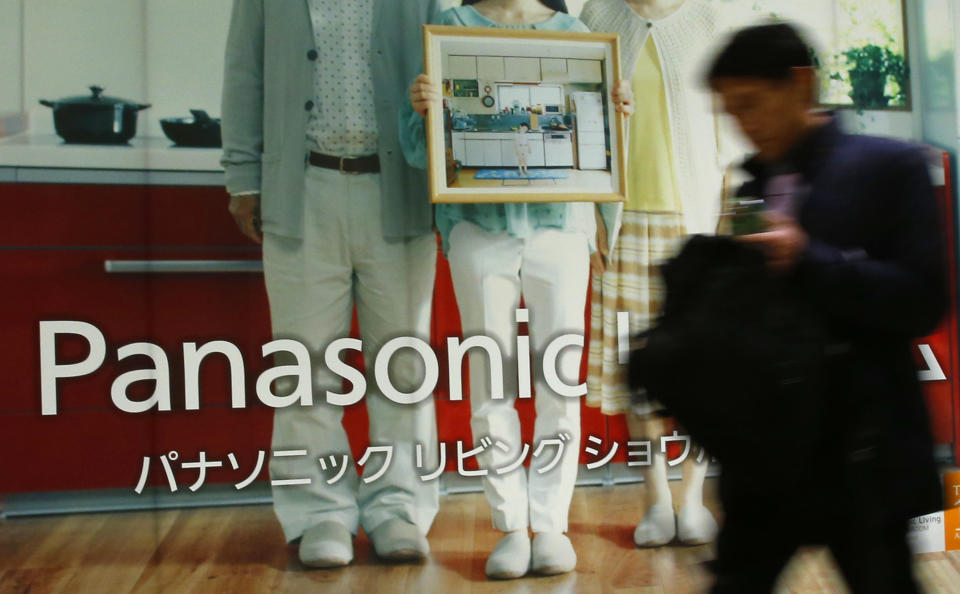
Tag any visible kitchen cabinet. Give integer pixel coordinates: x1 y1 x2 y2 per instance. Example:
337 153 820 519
543 133 574 167
1 144 956 498
529 135 546 167
504 57 541 82
451 132 466 164
567 59 603 83
463 132 551 168
540 58 567 81
500 139 518 168
482 140 501 167
530 85 564 107
0 146 617 497
0 247 151 412
477 56 505 82
0 181 276 493
501 135 545 168
464 139 485 167
448 55 478 80
463 134 511 167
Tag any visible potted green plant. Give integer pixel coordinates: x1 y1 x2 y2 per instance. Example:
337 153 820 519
830 44 908 109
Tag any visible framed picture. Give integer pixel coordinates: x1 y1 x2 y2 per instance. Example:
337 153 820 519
720 0 911 110
422 25 626 204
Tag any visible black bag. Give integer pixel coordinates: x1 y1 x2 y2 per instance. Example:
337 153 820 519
628 235 836 486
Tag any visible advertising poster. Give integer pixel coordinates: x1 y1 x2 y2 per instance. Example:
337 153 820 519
1 0 958 592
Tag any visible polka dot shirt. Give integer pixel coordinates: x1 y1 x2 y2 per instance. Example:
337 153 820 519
306 0 378 157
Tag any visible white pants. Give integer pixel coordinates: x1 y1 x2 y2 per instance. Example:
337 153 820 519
447 221 589 533
262 166 439 541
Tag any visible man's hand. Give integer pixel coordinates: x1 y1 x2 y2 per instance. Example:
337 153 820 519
591 206 610 275
411 74 441 118
612 80 635 117
736 211 807 273
229 194 263 244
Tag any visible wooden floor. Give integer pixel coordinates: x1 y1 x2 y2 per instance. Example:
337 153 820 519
3 480 960 593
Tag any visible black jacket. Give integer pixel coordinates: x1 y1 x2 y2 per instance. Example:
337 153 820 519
633 118 946 524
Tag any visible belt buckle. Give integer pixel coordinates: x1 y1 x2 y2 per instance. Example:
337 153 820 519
339 156 360 175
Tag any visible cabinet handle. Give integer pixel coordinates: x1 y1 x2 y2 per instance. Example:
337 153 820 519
104 260 263 274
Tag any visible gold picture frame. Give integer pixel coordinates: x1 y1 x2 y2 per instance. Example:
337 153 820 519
423 25 626 204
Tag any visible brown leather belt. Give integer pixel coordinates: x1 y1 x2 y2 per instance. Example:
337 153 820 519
308 151 380 174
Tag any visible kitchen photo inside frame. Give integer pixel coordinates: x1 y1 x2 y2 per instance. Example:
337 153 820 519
423 25 626 204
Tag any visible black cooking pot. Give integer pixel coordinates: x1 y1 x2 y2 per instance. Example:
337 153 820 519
39 85 150 144
160 109 222 148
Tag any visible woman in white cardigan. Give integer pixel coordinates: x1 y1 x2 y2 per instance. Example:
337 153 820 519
581 0 746 547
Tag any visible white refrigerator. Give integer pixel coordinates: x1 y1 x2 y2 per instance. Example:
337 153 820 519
571 91 607 170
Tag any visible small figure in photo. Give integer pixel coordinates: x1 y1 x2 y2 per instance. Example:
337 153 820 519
515 122 531 177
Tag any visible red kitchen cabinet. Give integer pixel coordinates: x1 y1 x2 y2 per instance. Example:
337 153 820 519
0 409 155 493
7 151 956 496
0 178 613 494
0 242 276 492
926 152 960 458
6 184 150 247
141 185 257 247
4 183 248 248
0 247 270 414
124 249 272 409
0 181 276 493
0 248 152 413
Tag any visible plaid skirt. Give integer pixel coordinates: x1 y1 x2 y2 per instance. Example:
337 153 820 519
586 210 686 415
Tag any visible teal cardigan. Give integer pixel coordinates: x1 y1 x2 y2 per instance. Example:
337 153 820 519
399 5 622 254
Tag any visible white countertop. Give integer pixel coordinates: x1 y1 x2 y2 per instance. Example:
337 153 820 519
0 133 223 172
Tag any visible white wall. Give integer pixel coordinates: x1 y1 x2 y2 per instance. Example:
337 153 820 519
24 0 147 133
23 0 231 137
144 0 232 131
841 110 920 139
0 0 24 115
914 0 957 149
11 0 937 143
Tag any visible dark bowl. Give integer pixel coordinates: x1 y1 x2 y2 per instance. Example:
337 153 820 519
160 116 222 148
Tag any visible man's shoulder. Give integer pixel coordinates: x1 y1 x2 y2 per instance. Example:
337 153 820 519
834 130 923 167
826 132 931 193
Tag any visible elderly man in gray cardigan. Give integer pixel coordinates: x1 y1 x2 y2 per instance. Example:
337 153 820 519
220 0 447 569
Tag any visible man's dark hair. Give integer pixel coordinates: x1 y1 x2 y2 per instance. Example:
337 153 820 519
462 0 568 14
706 22 815 85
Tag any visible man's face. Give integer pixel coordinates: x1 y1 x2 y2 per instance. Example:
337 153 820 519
713 72 811 162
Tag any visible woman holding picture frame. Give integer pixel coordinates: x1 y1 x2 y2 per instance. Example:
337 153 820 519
401 0 633 580
581 0 746 549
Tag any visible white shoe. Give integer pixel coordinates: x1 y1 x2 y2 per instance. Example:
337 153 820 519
677 504 719 545
531 532 577 575
485 531 531 579
633 502 676 547
298 521 353 568
368 518 429 562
